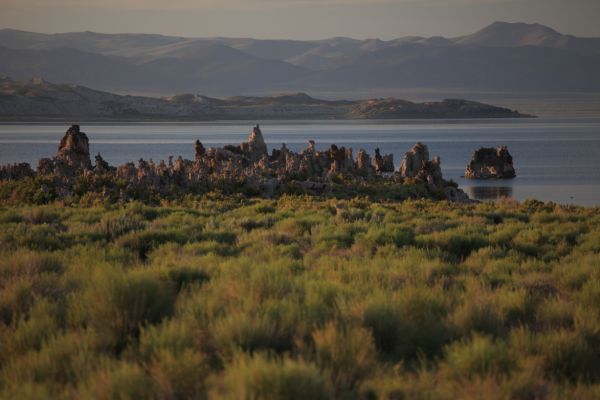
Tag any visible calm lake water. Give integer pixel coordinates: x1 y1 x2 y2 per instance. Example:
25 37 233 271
1 118 599 206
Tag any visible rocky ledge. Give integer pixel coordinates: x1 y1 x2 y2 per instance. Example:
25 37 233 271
0 124 472 203
464 146 516 179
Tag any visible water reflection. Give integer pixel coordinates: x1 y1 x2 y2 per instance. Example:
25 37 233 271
467 186 514 201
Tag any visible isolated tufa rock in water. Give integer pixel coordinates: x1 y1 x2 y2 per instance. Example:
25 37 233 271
56 125 91 170
241 124 268 161
464 146 516 179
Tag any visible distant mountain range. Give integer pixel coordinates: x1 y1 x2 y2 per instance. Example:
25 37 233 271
0 77 531 120
0 21 598 96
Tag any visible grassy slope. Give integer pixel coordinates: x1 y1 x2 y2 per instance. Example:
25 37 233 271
0 196 599 399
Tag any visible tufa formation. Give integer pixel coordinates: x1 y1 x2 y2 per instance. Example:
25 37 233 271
464 146 516 179
0 124 471 202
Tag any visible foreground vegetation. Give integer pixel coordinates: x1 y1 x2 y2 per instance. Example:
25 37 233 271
0 195 599 399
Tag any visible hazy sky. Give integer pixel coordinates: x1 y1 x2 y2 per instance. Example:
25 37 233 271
1 0 599 39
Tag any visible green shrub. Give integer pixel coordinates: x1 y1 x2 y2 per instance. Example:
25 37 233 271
149 349 210 400
0 197 597 397
578 279 600 315
537 298 575 329
166 266 210 291
0 278 35 325
1 299 61 361
0 250 63 278
218 353 329 400
0 209 22 223
451 296 506 338
77 361 156 399
443 334 514 379
314 223 363 249
138 319 196 361
1 331 97 391
312 323 377 394
363 288 450 361
117 230 189 260
539 330 600 382
75 269 176 352
418 225 488 259
21 208 60 225
213 311 295 356
98 213 144 241
8 224 67 251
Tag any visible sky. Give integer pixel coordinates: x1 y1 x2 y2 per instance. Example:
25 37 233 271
1 0 599 39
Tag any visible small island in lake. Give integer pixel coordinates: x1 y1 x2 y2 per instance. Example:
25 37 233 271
0 77 533 121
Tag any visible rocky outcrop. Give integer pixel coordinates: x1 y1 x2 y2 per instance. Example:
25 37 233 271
94 153 113 174
240 125 268 162
399 142 429 178
464 146 516 179
36 125 96 176
417 157 443 187
194 140 205 160
373 148 394 173
56 125 91 170
0 125 472 202
398 142 445 190
355 149 372 177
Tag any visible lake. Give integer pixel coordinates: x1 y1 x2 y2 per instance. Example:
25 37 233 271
1 118 599 206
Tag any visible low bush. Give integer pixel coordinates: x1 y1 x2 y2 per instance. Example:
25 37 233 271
0 250 63 278
166 266 210 291
77 361 156 399
218 353 330 400
312 323 377 395
443 334 514 379
149 349 211 400
451 295 506 338
363 288 451 361
73 269 176 352
97 213 144 241
539 329 600 382
212 310 296 357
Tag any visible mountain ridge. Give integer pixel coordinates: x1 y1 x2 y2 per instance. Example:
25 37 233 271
0 22 598 96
